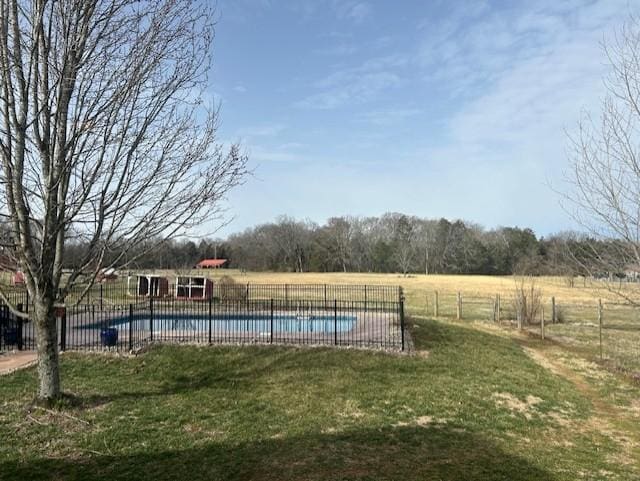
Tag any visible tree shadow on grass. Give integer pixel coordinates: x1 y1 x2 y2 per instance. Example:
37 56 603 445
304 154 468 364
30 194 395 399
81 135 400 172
1 424 554 481
72 347 310 407
409 316 515 354
408 317 458 351
71 325 517 408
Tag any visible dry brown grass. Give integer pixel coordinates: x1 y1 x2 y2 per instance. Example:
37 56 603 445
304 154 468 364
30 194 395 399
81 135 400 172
154 270 638 306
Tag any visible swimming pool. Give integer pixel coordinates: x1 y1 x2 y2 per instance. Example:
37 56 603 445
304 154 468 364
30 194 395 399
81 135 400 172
82 313 357 334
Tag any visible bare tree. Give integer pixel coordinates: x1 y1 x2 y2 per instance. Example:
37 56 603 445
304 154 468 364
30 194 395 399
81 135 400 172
415 219 437 275
321 217 353 272
391 214 417 276
563 14 640 303
0 0 247 401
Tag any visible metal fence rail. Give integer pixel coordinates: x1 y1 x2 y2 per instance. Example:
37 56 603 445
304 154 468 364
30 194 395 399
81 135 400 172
0 284 407 353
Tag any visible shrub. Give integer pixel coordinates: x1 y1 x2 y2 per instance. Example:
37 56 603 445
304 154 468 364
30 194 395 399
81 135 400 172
512 276 542 325
217 275 247 301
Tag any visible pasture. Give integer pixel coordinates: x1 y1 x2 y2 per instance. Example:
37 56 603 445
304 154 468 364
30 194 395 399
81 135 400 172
1 271 639 480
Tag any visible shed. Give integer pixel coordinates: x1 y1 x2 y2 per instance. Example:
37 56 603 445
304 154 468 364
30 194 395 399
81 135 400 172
195 259 227 269
176 276 213 300
12 271 25 285
97 267 118 282
128 275 169 297
624 264 640 281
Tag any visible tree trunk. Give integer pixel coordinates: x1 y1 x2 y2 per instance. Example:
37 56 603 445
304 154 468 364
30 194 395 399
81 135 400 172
34 301 60 401
425 246 429 275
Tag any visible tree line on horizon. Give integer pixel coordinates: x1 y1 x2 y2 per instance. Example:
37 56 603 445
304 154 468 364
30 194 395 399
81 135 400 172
64 213 615 277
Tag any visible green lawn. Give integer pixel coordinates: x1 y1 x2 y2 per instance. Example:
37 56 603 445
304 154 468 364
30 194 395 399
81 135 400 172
1 318 639 480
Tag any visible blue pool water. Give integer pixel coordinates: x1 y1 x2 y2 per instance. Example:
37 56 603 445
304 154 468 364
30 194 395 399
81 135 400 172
83 313 356 334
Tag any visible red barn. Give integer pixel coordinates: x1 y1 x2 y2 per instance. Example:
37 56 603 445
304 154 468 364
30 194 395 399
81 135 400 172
12 271 25 285
195 259 227 269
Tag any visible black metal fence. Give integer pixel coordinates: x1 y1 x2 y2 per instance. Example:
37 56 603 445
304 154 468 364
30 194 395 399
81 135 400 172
0 284 407 353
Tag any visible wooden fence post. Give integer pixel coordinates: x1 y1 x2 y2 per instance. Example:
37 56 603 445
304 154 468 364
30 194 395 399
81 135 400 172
492 296 497 322
551 297 556 323
497 294 501 323
541 306 545 340
598 299 603 360
434 291 439 317
456 292 462 320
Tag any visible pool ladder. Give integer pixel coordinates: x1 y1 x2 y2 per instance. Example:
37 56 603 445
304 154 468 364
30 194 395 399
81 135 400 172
295 301 313 331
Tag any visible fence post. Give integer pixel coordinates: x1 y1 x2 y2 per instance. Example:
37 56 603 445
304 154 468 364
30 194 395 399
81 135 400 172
360 284 365 312
270 298 274 344
497 294 501 323
517 305 522 330
492 296 497 322
100 283 103 310
456 292 462 320
551 297 556 323
60 309 67 351
541 306 545 340
334 299 338 346
400 288 405 351
434 291 439 317
208 295 213 345
17 318 24 351
129 304 133 351
598 299 603 360
149 297 154 342
16 303 23 351
149 297 154 341
324 284 327 309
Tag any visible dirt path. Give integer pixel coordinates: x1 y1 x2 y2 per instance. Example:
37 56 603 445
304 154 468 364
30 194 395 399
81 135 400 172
0 351 37 375
516 336 640 469
466 320 640 470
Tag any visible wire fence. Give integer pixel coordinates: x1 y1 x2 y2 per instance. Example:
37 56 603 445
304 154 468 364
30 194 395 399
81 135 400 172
0 284 407 353
415 291 640 377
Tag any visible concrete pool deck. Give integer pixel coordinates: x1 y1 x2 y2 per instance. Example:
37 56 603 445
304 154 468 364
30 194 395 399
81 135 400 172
0 351 37 375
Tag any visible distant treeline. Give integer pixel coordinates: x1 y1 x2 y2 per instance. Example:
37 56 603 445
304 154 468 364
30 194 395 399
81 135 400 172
64 213 607 276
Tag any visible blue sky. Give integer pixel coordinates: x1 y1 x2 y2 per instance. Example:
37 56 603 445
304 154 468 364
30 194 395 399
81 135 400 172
208 0 632 237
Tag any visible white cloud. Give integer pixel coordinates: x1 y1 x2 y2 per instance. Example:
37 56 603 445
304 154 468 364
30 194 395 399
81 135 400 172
296 53 408 109
333 1 372 23
408 0 632 232
314 44 359 56
238 123 286 138
355 108 422 126
297 71 401 109
249 145 310 164
219 0 636 235
287 0 372 23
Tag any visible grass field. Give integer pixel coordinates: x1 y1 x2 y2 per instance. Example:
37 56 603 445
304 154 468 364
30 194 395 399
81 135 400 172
63 269 639 314
205 270 636 304
2 271 640 480
112 269 638 314
2 320 640 480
